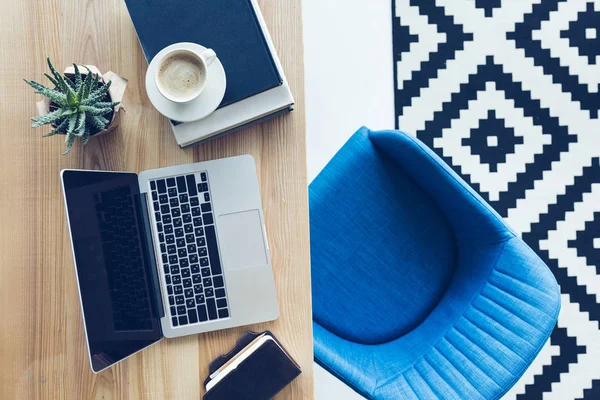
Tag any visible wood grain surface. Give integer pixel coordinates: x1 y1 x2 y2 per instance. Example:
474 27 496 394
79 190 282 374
0 0 313 398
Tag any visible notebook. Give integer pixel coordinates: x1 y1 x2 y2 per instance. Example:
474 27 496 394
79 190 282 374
124 0 294 147
203 331 301 399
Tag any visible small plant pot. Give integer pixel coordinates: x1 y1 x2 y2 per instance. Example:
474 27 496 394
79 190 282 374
35 65 127 138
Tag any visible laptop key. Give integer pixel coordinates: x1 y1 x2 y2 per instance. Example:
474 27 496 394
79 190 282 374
195 293 205 303
167 177 176 187
162 214 172 224
213 275 224 288
186 233 195 243
180 259 189 268
170 198 179 207
168 187 177 197
186 175 197 196
167 285 173 295
203 213 214 225
167 245 176 254
185 224 194 233
160 243 166 253
194 285 203 293
206 298 217 320
181 268 191 278
183 278 192 288
159 194 168 204
178 248 187 258
201 267 211 277
169 255 178 264
217 298 227 308
199 182 208 192
203 277 212 287
179 193 188 203
186 298 195 308
197 305 208 321
205 287 214 297
175 228 184 238
215 288 226 298
157 179 166 193
176 176 187 192
176 295 184 305
189 254 198 263
188 309 198 323
153 201 159 211
181 203 190 213
157 222 163 233
192 207 201 216
205 225 222 275
185 288 194 298
177 305 187 315
192 274 202 283
169 295 175 306
200 257 209 267
173 218 182 227
204 193 210 202
151 181 157 190
172 208 181 217
201 203 211 212
190 197 199 206
164 224 173 234
197 237 206 247
193 217 202 226
160 205 170 214
198 247 207 257
201 172 207 182
171 266 180 275
191 264 200 274
187 244 196 253
152 191 158 201
195 227 204 236
166 234 175 244
172 317 178 327
162 254 168 263
170 306 176 315
178 315 188 325
218 308 229 318
183 214 192 223
173 283 182 292
176 238 185 247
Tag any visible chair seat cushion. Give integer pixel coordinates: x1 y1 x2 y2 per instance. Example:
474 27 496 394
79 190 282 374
310 130 457 344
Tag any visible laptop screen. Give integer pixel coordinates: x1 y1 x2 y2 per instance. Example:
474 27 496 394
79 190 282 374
62 170 163 372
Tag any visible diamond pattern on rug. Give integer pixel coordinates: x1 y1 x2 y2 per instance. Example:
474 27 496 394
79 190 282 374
392 0 600 398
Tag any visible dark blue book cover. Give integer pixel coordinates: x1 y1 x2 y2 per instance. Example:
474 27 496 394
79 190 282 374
124 0 283 108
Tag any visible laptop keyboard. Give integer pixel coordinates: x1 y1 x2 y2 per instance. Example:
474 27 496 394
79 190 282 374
149 172 230 327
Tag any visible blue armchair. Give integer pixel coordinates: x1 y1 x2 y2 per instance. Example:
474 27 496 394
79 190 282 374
309 127 560 399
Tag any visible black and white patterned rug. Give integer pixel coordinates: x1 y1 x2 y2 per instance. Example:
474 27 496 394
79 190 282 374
392 1 600 399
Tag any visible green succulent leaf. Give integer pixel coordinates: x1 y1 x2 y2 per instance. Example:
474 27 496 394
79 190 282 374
79 105 113 116
66 113 78 136
26 58 117 155
74 112 86 136
31 108 65 127
63 134 76 155
42 118 69 137
43 73 59 88
73 64 82 90
24 79 68 106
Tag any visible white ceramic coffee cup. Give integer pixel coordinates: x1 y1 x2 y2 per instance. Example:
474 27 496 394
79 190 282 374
154 47 217 103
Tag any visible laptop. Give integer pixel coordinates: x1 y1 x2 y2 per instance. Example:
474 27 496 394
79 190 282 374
60 155 279 373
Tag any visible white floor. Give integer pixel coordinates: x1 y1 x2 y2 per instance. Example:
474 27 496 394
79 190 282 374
302 0 394 398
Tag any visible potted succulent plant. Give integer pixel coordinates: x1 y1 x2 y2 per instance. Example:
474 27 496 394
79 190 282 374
25 58 127 154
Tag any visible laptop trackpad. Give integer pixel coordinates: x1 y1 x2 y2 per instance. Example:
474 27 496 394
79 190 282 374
218 210 268 270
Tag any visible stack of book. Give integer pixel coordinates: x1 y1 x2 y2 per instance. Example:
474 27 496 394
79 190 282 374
125 0 294 148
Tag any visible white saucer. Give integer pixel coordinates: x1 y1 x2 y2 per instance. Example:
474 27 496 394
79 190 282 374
145 43 227 123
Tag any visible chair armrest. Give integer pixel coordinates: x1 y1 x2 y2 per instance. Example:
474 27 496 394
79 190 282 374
368 128 514 245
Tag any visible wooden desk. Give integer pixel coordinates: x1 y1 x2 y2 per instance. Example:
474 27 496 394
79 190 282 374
0 0 313 398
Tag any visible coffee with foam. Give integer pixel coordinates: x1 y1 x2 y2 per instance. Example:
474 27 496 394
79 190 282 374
157 52 206 101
